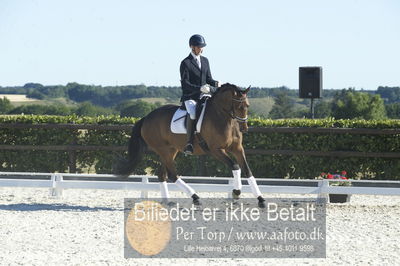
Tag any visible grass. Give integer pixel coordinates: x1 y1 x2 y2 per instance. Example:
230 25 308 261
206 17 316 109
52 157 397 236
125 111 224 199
0 94 38 103
249 97 275 118
0 94 78 107
128 97 180 105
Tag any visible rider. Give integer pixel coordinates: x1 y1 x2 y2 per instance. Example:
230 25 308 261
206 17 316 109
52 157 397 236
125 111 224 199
180 34 221 155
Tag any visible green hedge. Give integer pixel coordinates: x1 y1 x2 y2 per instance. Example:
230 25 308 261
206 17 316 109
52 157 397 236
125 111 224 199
0 115 399 180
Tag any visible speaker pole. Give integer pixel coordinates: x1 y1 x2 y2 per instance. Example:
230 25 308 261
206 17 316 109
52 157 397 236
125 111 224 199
310 98 315 119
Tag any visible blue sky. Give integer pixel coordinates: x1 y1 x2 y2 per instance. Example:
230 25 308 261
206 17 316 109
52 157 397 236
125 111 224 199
0 0 399 90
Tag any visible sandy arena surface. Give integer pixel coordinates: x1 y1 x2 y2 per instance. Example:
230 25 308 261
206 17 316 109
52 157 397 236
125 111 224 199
0 187 399 266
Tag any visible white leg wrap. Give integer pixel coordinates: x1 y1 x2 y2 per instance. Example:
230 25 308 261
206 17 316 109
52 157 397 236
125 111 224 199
232 169 242 190
160 181 170 199
175 178 195 197
248 176 262 197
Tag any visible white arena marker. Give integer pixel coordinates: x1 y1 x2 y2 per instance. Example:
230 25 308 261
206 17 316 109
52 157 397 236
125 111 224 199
160 181 170 199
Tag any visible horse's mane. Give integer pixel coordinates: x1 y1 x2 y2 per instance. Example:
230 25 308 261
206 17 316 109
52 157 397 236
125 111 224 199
149 84 244 113
209 83 248 105
213 83 239 96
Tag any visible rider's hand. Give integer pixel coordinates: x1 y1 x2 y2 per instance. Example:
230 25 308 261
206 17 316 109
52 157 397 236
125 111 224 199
200 84 211 94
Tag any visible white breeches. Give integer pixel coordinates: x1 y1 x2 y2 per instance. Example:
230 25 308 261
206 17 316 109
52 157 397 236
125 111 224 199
184 100 197 120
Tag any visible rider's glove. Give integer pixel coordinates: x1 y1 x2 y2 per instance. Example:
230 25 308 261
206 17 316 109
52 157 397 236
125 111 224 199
200 84 211 94
210 86 217 93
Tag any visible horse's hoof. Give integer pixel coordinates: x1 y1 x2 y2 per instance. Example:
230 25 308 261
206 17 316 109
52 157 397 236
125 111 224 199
192 194 201 206
184 144 194 156
232 189 241 200
257 196 266 208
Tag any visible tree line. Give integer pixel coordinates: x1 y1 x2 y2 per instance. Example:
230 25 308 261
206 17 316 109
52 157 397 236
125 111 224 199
0 97 163 118
0 83 399 119
269 89 392 120
3 82 398 106
0 83 181 107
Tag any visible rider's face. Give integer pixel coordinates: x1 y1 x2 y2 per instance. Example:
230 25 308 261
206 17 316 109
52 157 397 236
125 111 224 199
191 46 203 55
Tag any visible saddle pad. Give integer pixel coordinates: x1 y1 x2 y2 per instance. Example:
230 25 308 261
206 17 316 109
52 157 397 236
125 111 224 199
170 101 207 134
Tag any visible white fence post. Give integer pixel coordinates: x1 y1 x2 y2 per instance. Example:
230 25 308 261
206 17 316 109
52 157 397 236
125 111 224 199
141 176 149 198
1 172 399 199
317 179 329 203
49 173 63 198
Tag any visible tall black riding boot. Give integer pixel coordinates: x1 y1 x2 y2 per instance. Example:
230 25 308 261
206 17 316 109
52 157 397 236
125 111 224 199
184 115 195 156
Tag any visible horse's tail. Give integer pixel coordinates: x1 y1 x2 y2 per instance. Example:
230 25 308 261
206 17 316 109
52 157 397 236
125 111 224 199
114 118 147 176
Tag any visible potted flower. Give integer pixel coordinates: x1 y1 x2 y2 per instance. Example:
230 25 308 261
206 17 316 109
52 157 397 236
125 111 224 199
319 171 351 203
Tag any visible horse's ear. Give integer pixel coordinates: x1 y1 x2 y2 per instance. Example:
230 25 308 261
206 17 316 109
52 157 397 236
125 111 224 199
245 85 251 94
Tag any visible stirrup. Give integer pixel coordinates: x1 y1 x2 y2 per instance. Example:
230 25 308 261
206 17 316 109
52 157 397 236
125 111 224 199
184 143 194 156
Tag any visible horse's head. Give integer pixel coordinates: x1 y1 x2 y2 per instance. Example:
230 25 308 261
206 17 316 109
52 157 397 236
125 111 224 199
215 83 251 132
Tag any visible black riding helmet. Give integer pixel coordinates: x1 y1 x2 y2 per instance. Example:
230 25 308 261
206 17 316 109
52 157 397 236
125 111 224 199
189 34 206 48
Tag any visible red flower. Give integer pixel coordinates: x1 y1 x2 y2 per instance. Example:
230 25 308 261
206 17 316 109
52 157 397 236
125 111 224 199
341 177 348 180
341 171 347 176
327 174 334 179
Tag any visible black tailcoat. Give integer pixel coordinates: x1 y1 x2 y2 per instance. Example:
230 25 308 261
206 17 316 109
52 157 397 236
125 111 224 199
180 54 217 102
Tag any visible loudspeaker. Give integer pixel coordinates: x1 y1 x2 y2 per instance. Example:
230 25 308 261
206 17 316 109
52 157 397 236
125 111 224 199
299 67 322 98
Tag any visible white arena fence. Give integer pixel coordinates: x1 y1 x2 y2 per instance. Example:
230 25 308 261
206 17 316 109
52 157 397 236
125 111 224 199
0 172 399 203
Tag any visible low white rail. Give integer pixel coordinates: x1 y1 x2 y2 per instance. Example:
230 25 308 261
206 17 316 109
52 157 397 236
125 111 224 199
0 172 399 203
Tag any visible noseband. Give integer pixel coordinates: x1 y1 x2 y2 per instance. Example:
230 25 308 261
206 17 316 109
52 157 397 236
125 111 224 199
230 96 248 123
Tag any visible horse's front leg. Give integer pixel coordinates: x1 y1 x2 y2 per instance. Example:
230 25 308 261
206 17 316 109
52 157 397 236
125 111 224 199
209 148 248 201
230 147 266 208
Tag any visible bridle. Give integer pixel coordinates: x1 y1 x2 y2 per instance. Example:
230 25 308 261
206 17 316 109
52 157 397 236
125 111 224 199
230 95 249 123
213 85 251 130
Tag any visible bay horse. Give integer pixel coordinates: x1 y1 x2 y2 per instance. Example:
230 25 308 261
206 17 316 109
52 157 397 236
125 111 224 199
115 83 265 207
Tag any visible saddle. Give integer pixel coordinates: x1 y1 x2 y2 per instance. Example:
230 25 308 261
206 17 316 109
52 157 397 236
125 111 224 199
170 97 208 134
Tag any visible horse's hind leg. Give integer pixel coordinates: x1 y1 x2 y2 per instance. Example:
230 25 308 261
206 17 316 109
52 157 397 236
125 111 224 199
156 147 201 205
